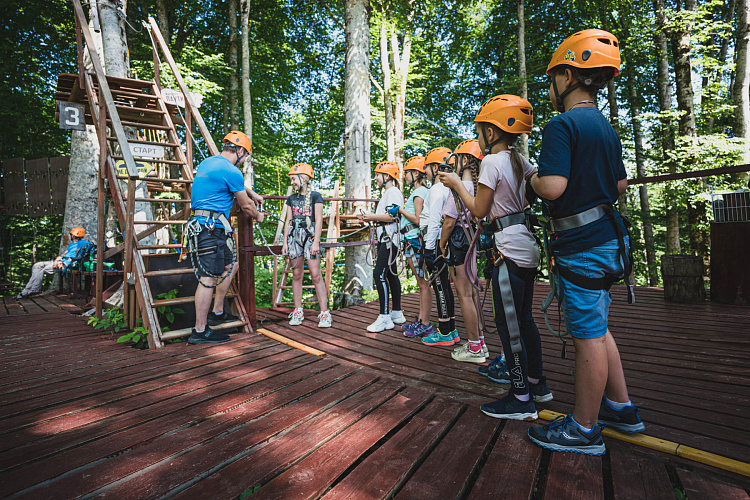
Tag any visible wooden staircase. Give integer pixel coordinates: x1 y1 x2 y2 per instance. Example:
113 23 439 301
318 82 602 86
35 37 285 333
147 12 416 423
57 2 250 347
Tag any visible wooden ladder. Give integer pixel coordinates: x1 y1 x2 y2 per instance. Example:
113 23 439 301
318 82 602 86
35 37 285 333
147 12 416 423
66 2 250 347
272 181 341 310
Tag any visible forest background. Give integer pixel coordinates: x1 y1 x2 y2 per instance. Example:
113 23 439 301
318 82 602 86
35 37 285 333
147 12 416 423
1 0 748 298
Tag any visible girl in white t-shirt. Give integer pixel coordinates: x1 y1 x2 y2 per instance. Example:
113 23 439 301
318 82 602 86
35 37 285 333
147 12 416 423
440 95 552 422
358 161 406 332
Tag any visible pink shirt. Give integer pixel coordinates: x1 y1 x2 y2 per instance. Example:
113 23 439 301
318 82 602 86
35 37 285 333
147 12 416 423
441 181 474 222
478 151 540 268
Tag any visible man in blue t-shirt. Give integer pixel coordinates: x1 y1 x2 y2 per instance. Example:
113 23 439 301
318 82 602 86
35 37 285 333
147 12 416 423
188 131 264 345
15 227 90 299
527 30 644 457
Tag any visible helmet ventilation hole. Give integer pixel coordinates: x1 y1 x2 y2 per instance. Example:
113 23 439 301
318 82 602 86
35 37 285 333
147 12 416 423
582 49 591 61
508 117 516 126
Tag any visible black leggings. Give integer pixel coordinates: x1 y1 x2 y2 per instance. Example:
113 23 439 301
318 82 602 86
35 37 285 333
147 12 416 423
492 260 543 396
425 249 454 323
375 241 401 314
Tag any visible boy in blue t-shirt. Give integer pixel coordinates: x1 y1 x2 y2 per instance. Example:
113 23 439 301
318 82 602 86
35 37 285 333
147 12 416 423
527 29 644 456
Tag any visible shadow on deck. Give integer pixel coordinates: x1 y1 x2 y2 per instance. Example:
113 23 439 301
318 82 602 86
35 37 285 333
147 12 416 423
0 287 748 499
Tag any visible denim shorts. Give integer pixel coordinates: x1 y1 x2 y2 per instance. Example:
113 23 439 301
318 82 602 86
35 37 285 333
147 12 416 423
195 228 234 277
554 237 628 339
404 237 424 278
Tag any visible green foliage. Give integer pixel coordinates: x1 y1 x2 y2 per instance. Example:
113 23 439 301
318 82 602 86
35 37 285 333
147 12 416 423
238 485 262 499
108 289 185 349
89 308 128 333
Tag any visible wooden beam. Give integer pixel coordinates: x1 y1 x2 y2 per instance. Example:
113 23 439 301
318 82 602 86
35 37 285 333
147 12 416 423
629 164 750 185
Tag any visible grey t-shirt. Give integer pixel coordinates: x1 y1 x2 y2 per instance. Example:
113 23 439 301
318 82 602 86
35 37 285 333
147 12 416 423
286 191 324 227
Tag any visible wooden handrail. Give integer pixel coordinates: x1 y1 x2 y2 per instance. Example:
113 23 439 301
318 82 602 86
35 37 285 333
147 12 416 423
629 164 750 186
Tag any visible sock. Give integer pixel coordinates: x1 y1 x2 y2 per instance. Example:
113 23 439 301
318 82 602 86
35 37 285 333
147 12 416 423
478 335 485 347
438 321 451 336
514 393 530 402
213 310 224 316
391 309 401 315
606 397 632 410
469 340 482 353
194 329 205 334
571 417 592 432
528 377 540 385
449 318 455 331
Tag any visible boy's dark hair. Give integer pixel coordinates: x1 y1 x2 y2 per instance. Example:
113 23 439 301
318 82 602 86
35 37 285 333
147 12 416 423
553 65 614 97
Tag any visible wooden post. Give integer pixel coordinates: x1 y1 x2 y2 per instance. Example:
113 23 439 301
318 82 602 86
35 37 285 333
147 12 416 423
124 180 135 328
96 86 106 319
324 180 340 309
238 212 256 329
152 46 161 91
186 111 193 171
75 15 85 89
271 186 292 306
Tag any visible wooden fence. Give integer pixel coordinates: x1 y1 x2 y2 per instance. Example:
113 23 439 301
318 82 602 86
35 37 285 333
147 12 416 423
0 157 70 217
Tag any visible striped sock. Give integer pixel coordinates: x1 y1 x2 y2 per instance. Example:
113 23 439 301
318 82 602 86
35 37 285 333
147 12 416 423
469 340 482 353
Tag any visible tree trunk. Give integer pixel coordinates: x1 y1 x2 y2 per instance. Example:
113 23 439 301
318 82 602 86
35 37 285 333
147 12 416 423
735 0 750 165
717 0 737 133
343 0 372 305
240 0 253 183
654 0 681 253
393 2 413 167
228 0 240 130
380 18 395 162
626 59 658 285
672 0 698 139
517 0 528 158
155 0 170 44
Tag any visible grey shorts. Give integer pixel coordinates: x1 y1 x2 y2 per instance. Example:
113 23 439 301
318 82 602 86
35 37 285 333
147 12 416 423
195 228 234 277
287 229 320 260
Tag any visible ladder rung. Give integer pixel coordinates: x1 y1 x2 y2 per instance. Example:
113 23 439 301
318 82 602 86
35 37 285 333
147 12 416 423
114 104 165 115
137 244 183 250
116 176 192 183
279 285 316 290
107 118 172 130
131 220 188 225
107 137 181 148
112 156 186 165
126 198 190 203
145 268 195 277
160 320 246 340
152 292 236 307
274 300 319 306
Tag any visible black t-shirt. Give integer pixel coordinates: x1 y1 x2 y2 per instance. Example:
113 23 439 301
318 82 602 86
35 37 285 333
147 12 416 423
286 191 324 226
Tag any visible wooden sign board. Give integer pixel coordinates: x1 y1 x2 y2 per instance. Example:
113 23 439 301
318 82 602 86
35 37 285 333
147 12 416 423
129 143 164 158
58 101 86 131
115 160 154 178
162 88 203 109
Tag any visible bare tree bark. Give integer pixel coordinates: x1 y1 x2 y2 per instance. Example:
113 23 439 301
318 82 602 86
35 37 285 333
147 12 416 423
654 0 681 253
343 0 372 305
735 0 750 165
517 0 528 158
673 0 698 139
393 20 412 167
228 0 240 130
240 0 254 183
155 0 170 44
717 0 737 132
379 18 395 162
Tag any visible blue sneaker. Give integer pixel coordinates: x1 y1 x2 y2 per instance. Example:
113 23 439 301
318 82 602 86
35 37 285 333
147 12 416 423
528 415 605 456
451 329 460 342
481 394 538 420
421 329 457 346
598 398 645 433
400 315 419 331
478 356 509 383
404 322 434 338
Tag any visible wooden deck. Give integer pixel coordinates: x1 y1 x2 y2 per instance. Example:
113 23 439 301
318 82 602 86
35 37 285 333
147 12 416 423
1 288 749 499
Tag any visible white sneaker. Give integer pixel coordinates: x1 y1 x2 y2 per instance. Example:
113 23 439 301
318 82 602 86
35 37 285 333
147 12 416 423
390 310 406 324
367 314 395 332
481 344 489 358
318 310 332 328
451 343 487 364
288 308 304 326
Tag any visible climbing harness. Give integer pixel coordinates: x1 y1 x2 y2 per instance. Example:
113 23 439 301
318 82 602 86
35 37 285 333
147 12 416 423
182 210 237 289
539 203 636 356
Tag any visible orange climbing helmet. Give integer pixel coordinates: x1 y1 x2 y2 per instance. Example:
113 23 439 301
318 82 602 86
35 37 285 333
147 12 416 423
374 160 400 180
424 147 452 166
546 29 621 77
70 227 85 238
223 131 252 153
454 139 483 160
403 156 426 173
288 162 315 179
475 95 533 135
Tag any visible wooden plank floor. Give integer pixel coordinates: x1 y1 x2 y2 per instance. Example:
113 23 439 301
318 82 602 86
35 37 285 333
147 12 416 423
0 289 748 499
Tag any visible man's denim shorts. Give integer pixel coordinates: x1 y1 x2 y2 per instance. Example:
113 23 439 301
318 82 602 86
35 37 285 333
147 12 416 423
554 237 628 339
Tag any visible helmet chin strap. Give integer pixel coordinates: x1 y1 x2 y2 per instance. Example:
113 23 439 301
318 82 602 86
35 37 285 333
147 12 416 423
233 147 247 167
480 123 503 156
552 72 583 112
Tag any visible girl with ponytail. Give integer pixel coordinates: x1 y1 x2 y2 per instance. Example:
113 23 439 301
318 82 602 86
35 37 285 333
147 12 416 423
441 95 552 421
282 163 331 328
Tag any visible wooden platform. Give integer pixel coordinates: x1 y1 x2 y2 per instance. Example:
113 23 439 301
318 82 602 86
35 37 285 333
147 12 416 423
0 288 748 499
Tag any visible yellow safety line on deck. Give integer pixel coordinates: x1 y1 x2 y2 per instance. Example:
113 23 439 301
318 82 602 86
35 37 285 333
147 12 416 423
538 410 750 478
257 328 327 357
